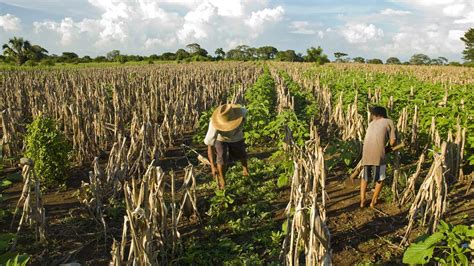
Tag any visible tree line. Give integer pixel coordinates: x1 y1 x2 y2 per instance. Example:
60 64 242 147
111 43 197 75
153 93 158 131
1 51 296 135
1 28 473 66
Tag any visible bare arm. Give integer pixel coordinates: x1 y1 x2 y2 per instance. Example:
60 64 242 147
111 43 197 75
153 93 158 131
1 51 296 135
389 120 397 146
207 145 215 166
208 145 217 177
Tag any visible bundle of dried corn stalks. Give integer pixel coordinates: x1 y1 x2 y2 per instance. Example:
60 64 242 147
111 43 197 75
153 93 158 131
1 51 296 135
110 160 199 264
281 127 331 265
111 162 170 265
400 142 448 246
10 158 46 248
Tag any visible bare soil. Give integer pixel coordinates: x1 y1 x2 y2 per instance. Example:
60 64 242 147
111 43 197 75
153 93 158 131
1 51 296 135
1 138 472 265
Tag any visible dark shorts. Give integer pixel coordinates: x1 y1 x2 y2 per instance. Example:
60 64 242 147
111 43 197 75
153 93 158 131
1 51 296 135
363 165 386 182
215 139 247 165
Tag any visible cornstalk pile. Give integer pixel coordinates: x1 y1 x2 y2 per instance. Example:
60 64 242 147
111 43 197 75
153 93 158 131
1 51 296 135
281 127 331 265
10 158 46 247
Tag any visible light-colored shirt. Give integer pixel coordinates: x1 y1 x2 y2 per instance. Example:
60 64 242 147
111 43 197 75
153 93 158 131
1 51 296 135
362 118 396 166
204 108 247 146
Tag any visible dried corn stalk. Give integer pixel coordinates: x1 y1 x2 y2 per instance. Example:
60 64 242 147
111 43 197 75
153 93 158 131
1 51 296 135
401 143 448 246
177 165 199 223
281 128 331 265
10 158 46 247
112 162 183 265
399 152 426 205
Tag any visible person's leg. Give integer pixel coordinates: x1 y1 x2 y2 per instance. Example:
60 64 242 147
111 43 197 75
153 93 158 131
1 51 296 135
229 139 249 176
241 159 249 176
360 166 371 207
214 141 228 189
371 181 383 208
217 164 225 189
360 178 368 207
370 165 385 208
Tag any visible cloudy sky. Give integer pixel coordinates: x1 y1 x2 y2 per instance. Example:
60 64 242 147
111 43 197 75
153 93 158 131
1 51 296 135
0 0 473 61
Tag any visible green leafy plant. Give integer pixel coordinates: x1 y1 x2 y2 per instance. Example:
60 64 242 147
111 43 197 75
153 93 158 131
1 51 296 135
4 254 30 266
0 233 29 266
24 116 71 189
403 220 474 265
244 68 277 146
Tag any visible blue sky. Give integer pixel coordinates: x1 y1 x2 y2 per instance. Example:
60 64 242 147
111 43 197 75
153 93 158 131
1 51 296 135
0 0 473 61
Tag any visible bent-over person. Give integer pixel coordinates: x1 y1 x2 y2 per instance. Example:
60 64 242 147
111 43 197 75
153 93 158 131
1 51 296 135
361 106 396 208
204 104 249 190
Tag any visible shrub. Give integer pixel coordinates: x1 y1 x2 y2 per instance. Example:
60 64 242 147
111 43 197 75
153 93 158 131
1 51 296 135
25 116 71 189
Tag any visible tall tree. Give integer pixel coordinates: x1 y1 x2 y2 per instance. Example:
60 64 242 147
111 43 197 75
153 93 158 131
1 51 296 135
386 57 401 65
106 50 120 61
430 57 448 65
257 46 278 60
409 54 431 65
304 46 329 64
460 28 474 62
175 48 190 60
334 52 348 62
215 48 225 59
353 57 365 63
367 58 383 64
186 43 208 56
2 37 32 65
226 45 253 60
276 50 303 62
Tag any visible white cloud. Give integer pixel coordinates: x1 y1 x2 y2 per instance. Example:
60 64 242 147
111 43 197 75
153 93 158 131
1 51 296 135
341 23 384 43
177 1 217 42
380 24 465 57
454 12 474 23
27 0 284 53
245 6 284 30
393 0 474 24
289 21 316 35
0 14 21 31
448 29 464 41
380 8 411 15
442 4 466 17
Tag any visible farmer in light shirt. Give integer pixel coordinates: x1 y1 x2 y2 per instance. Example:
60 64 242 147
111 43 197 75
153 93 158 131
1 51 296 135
361 106 396 208
204 104 249 190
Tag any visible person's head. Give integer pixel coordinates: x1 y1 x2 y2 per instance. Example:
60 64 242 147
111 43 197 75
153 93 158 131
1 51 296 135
370 106 387 119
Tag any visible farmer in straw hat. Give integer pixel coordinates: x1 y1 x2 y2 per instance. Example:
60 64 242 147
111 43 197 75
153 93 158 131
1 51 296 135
204 104 249 189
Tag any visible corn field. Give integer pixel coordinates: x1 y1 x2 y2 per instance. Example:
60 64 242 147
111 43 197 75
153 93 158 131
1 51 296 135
0 62 472 265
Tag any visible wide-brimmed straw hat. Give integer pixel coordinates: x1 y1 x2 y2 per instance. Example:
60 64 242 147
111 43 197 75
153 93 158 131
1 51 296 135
211 104 245 132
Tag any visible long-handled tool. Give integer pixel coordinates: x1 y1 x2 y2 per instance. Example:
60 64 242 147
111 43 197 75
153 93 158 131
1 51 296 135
180 144 220 185
181 144 211 166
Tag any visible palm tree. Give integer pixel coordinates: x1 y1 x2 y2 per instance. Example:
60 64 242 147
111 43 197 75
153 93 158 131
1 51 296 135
2 37 33 65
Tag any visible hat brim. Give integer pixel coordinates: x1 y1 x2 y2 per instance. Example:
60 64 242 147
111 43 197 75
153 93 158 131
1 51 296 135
211 104 244 132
